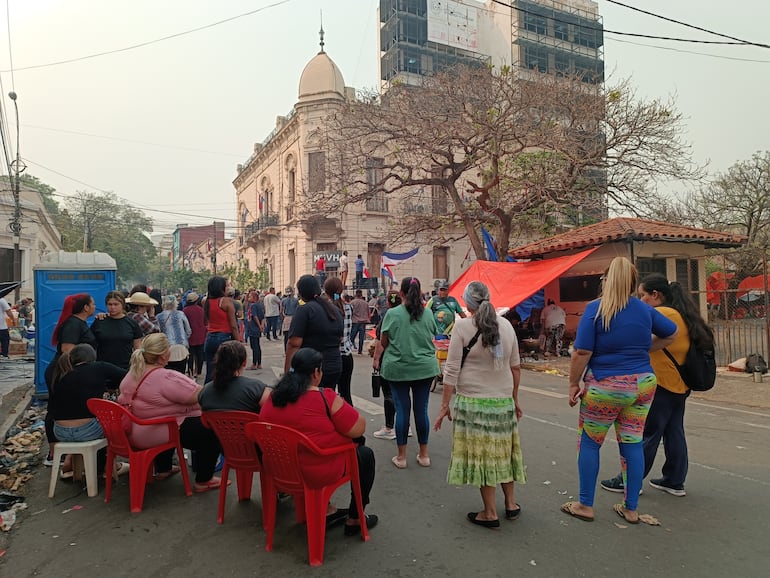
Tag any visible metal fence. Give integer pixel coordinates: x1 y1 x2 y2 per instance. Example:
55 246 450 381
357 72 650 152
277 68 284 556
700 287 770 367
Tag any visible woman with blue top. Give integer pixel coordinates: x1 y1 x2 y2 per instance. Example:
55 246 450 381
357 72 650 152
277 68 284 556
561 257 677 524
375 277 438 469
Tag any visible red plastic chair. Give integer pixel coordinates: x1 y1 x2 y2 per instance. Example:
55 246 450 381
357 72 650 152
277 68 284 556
200 411 261 524
244 421 369 567
87 399 192 513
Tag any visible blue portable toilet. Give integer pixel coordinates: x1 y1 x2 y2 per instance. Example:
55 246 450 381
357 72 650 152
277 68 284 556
33 250 117 397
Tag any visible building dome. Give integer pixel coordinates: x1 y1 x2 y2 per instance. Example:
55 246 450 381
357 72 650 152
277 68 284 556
297 50 346 103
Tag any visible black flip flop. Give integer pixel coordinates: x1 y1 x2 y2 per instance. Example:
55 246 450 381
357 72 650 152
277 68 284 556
326 508 349 527
467 512 500 529
505 504 522 520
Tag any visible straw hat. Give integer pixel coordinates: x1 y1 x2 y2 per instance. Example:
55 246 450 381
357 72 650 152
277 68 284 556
186 291 200 303
125 292 158 306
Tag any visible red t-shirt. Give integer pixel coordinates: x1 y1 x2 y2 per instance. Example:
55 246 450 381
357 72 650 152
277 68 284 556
206 298 231 333
260 388 359 488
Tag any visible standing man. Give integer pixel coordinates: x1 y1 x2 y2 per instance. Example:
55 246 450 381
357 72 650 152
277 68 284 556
350 289 370 355
280 286 300 350
263 287 281 341
425 281 466 336
541 299 567 357
315 255 327 284
339 250 349 289
0 294 11 358
355 254 365 289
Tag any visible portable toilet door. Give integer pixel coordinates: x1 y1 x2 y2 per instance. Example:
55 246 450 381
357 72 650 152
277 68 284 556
33 251 117 397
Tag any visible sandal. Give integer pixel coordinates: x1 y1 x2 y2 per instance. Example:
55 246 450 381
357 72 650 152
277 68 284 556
154 465 180 481
467 512 500 529
391 456 407 469
416 454 431 467
194 477 231 493
613 503 639 524
560 501 594 522
505 504 521 520
325 508 349 527
59 469 74 480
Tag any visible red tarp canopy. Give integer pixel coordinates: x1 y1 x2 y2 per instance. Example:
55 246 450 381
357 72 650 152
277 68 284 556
706 271 734 305
448 247 598 308
736 275 770 299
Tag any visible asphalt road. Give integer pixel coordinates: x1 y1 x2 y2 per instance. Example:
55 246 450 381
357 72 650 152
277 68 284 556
2 339 769 577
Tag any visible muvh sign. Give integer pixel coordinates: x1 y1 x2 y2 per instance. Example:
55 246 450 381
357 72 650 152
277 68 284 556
313 251 341 269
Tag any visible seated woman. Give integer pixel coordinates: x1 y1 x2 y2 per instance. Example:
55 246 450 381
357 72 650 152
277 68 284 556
260 348 378 535
198 340 271 413
117 333 227 493
48 343 129 479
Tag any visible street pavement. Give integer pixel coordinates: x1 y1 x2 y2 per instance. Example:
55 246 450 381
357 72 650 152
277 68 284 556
1 340 769 577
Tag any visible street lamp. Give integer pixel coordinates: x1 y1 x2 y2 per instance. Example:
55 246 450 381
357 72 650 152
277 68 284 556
8 91 25 303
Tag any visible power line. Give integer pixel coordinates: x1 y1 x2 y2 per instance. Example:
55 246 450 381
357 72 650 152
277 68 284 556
0 0 291 73
5 0 14 90
489 0 765 46
605 0 770 49
22 124 245 158
607 36 770 64
22 157 238 224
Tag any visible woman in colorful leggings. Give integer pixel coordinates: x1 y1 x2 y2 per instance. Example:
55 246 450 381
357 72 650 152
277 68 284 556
562 257 677 524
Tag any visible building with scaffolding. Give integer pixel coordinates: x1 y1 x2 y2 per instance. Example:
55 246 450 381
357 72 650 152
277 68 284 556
379 0 604 89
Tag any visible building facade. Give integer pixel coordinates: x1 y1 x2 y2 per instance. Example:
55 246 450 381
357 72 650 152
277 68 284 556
380 0 604 90
234 41 470 293
172 222 225 271
0 183 62 301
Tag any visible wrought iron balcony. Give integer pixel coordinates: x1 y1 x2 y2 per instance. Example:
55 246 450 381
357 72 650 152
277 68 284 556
244 213 279 238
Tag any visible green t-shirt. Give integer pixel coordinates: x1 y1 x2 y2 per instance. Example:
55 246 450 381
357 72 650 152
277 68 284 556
380 304 439 382
427 296 464 335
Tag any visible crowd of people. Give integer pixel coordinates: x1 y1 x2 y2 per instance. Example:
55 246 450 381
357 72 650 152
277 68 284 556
37 253 710 534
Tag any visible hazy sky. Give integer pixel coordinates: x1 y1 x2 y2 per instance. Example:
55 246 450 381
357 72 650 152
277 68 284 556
1 0 768 237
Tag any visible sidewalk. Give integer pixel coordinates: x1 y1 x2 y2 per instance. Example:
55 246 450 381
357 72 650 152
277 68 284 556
522 356 770 410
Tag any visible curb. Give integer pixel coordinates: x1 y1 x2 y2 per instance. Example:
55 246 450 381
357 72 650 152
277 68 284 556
0 385 34 440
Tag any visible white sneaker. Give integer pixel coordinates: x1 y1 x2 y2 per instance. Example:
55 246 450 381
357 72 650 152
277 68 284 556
372 427 396 440
408 426 413 437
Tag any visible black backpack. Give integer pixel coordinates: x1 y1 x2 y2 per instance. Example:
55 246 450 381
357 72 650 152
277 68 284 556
745 353 768 374
662 344 717 392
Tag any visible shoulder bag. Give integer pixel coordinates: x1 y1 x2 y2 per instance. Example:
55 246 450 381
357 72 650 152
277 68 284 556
461 329 482 368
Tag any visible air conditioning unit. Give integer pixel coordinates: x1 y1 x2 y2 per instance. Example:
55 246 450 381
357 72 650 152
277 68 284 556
433 278 447 288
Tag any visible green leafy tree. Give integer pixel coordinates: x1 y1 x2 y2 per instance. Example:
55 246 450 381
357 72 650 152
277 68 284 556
220 262 270 292
59 191 156 286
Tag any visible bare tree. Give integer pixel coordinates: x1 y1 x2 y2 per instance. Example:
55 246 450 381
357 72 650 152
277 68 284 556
694 151 770 276
317 65 703 260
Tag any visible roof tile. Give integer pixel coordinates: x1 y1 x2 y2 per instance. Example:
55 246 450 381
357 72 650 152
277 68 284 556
508 217 746 258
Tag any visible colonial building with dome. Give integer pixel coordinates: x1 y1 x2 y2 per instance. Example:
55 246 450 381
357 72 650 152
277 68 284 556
233 34 471 292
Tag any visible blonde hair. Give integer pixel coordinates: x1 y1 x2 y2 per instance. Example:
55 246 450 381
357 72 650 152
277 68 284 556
596 257 638 331
129 333 170 380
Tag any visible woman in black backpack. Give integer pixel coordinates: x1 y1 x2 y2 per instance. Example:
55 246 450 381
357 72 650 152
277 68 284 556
601 273 714 498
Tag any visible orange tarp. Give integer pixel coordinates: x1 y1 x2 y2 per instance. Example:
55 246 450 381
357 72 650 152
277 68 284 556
448 247 598 308
736 275 770 299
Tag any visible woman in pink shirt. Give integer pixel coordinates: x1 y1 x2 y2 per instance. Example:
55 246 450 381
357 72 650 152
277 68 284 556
118 333 226 492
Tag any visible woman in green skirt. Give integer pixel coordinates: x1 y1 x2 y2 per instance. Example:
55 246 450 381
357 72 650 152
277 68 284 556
433 281 526 528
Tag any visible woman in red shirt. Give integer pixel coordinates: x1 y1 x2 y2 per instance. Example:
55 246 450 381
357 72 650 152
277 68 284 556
260 348 378 535
203 276 239 383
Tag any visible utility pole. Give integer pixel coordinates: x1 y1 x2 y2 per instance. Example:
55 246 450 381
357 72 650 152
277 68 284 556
8 91 24 303
211 221 217 275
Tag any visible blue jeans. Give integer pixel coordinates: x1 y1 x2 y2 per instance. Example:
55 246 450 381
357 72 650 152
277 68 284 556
351 323 366 354
389 378 433 446
265 316 280 340
642 386 689 487
53 418 104 442
204 331 232 383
